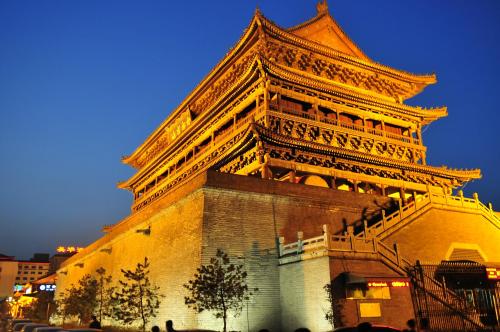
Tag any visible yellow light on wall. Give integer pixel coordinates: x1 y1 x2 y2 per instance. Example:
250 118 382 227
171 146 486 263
486 267 500 280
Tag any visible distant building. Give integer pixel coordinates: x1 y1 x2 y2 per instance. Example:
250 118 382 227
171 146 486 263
15 253 50 285
0 254 17 299
49 252 74 275
0 253 50 299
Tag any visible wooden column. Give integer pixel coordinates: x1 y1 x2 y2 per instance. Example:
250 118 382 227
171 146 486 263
261 165 272 179
399 187 406 205
331 177 337 190
263 82 270 126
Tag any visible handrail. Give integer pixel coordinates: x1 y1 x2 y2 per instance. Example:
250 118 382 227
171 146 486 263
355 192 500 240
279 228 488 330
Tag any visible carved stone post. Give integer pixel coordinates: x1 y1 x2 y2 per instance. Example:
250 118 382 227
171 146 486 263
323 224 330 249
347 226 355 251
278 237 285 257
297 231 303 254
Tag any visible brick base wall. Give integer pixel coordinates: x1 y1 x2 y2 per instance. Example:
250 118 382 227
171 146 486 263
56 171 499 331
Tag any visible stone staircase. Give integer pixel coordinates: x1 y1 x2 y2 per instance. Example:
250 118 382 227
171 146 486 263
351 191 499 330
351 191 500 240
278 221 494 331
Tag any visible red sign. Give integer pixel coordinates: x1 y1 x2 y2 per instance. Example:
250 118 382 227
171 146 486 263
368 280 409 288
368 281 388 287
391 281 410 287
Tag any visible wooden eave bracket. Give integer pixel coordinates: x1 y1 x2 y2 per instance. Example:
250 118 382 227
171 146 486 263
253 123 481 181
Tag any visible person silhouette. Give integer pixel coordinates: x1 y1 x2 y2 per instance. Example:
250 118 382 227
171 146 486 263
89 315 101 329
151 326 160 332
357 322 372 332
403 319 416 332
420 318 431 332
166 320 176 332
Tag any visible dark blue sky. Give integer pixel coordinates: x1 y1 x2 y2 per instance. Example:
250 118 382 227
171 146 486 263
1 0 499 260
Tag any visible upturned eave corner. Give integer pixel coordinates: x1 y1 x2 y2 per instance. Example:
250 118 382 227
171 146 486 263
117 13 266 172
420 106 448 125
117 180 131 191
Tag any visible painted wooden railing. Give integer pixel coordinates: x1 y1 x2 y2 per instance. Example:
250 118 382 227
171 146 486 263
271 107 421 145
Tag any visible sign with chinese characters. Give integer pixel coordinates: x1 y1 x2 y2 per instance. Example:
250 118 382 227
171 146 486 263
39 284 56 292
368 280 409 287
486 267 500 280
56 246 84 253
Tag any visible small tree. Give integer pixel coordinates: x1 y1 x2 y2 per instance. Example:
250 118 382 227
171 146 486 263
1 299 10 319
56 274 98 324
324 281 345 330
184 249 257 332
112 257 162 332
55 284 77 324
25 291 56 322
95 267 115 322
76 274 99 323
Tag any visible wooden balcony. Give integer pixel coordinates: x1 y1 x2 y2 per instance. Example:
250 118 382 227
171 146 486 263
270 104 420 146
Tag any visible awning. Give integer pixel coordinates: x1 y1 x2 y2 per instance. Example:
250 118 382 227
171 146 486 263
342 272 367 285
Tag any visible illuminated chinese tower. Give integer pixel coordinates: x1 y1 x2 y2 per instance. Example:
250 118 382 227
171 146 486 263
118 1 480 212
57 2 500 331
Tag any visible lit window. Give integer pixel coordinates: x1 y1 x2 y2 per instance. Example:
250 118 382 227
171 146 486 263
346 286 391 300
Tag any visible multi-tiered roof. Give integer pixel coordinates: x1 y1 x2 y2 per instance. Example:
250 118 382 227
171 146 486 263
119 1 480 213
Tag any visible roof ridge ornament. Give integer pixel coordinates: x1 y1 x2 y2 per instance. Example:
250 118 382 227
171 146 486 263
254 6 262 17
316 0 329 15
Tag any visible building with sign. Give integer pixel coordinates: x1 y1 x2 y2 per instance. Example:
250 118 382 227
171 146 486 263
0 254 18 299
0 253 50 301
56 2 500 331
